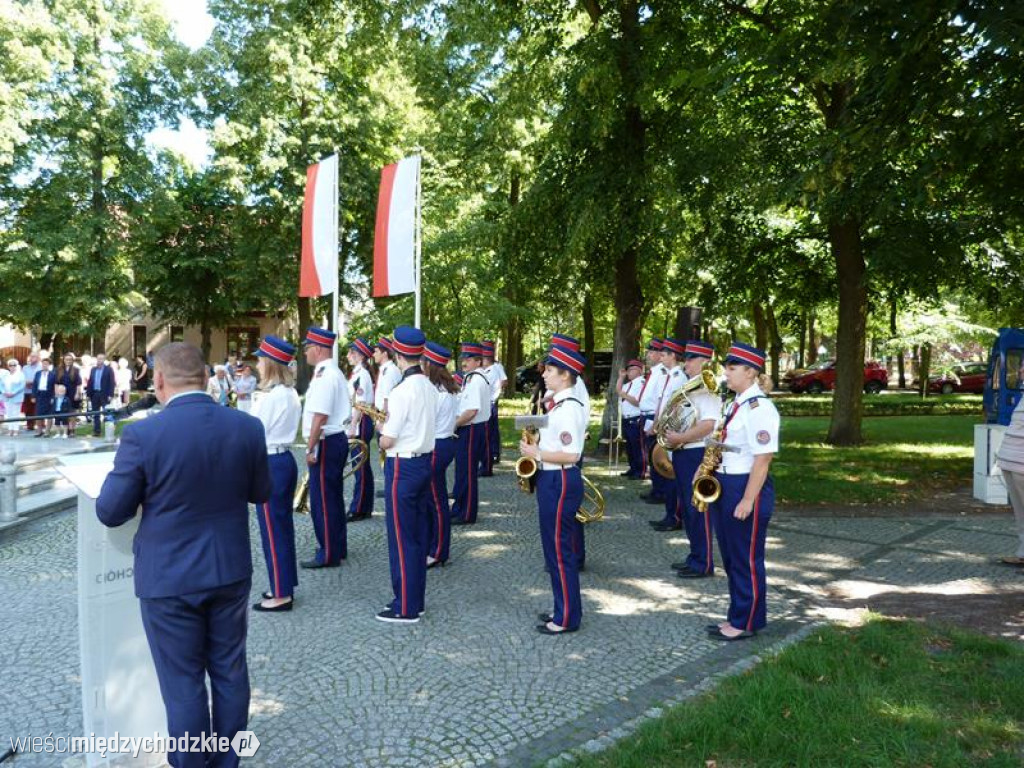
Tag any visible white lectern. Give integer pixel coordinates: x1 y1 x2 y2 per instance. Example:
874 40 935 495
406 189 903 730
973 424 1008 505
57 453 167 767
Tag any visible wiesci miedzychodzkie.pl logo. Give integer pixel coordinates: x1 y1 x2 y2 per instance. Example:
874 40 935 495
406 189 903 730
231 731 260 757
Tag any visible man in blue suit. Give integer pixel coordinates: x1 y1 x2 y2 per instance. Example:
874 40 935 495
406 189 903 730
85 352 116 436
97 343 271 768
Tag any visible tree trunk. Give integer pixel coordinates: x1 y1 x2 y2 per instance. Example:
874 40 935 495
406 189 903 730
826 217 867 445
765 302 783 388
582 289 595 392
200 321 212 364
752 301 768 351
807 311 818 365
918 342 932 399
797 311 807 368
890 298 907 389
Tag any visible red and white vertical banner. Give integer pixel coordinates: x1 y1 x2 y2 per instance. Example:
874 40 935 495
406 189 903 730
299 154 339 298
373 155 421 324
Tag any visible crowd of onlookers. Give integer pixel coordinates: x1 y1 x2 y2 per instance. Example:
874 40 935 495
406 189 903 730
0 350 267 438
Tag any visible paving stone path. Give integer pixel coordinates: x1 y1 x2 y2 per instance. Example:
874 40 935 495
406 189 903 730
0 456 1020 767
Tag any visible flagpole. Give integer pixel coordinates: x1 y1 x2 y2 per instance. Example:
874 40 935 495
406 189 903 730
414 153 422 328
332 152 340 364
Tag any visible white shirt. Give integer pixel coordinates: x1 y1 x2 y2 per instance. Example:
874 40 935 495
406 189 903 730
253 384 301 447
374 361 401 411
302 358 351 439
537 389 586 469
37 370 50 392
460 369 491 425
620 377 644 418
571 376 591 425
489 362 508 403
381 370 437 455
718 384 780 474
637 362 667 415
349 364 374 406
654 366 685 421
434 387 458 439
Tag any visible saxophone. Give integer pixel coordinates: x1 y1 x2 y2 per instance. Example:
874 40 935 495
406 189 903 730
691 397 733 513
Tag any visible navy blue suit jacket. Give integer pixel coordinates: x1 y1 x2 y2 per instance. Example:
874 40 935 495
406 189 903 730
32 370 56 399
96 392 271 598
85 364 115 401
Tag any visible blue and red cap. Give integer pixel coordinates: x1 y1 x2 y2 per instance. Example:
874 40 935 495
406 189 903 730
350 337 373 359
453 371 465 386
626 359 644 370
304 326 336 348
684 340 714 360
480 340 496 356
423 341 451 366
647 338 663 351
725 341 766 370
460 342 484 358
255 335 295 364
376 337 394 353
549 333 580 352
392 326 426 357
661 338 686 356
545 346 587 375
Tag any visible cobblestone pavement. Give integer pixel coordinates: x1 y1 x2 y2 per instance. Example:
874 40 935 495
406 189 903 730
0 456 1021 767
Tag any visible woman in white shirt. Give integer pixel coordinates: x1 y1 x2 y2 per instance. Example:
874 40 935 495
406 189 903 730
251 336 302 612
3 360 26 436
115 358 133 405
233 363 258 413
423 342 461 567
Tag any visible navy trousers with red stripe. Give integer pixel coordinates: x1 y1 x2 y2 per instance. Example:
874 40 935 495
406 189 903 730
712 472 773 632
428 436 457 563
672 447 714 574
347 413 375 518
645 432 668 497
487 402 501 462
257 452 299 598
308 432 348 565
537 467 583 630
622 416 644 477
384 454 432 617
451 423 485 523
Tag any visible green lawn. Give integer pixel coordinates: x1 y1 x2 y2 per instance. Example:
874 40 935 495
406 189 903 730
566 618 1024 768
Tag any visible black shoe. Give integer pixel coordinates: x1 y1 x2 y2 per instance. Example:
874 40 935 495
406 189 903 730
709 627 755 641
641 495 665 505
706 623 726 632
253 599 293 612
671 562 692 571
300 559 339 569
346 512 370 522
678 570 713 579
478 472 494 478
648 519 670 527
652 523 682 532
376 609 419 624
451 519 472 526
426 558 446 569
536 623 578 635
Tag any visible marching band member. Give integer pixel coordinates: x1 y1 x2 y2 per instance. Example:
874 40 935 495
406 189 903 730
480 340 507 474
346 337 376 522
423 342 459 567
451 342 491 525
373 337 402 414
663 341 720 578
300 326 351 569
650 338 687 531
519 346 588 635
707 342 779 641
637 339 668 502
377 326 437 623
251 336 302 612
614 360 646 478
548 334 591 422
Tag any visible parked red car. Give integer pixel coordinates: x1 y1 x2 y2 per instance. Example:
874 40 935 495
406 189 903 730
927 362 987 394
785 359 889 394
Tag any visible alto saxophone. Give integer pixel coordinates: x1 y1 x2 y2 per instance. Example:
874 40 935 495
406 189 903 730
692 397 733 513
516 426 540 493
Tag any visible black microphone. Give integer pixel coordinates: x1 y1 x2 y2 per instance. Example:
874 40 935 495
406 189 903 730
108 393 159 419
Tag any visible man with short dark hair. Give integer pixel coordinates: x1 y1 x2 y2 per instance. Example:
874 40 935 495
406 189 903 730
85 351 115 436
97 342 271 768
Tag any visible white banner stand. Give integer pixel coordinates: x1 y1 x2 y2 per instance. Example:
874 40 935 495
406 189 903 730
973 424 1009 505
57 453 166 767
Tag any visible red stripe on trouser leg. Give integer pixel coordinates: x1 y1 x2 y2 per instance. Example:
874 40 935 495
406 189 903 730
465 425 475 521
704 505 713 574
319 440 329 563
392 458 408 615
430 451 442 560
746 495 760 631
554 469 570 628
264 503 281 597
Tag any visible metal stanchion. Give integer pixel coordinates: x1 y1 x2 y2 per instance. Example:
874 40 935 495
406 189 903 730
0 447 17 522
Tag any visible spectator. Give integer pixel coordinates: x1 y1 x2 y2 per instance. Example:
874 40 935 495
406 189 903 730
207 364 233 406
3 359 26 436
52 384 73 438
133 354 150 391
22 351 41 432
115 358 133 405
232 363 257 413
33 357 56 437
85 353 116 437
56 353 82 437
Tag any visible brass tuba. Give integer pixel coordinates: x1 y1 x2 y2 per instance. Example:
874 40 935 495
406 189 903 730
293 438 370 514
650 368 719 479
